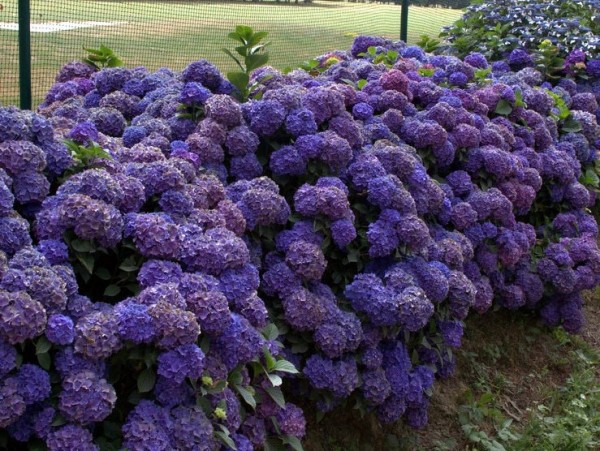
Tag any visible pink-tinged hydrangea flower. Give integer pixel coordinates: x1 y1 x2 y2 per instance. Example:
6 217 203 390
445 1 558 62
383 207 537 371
0 290 46 344
51 194 123 248
136 282 186 309
179 226 250 275
74 311 121 360
237 186 290 229
281 287 329 332
148 301 200 349
232 293 268 329
137 259 183 288
185 290 231 336
0 140 47 174
224 125 259 156
129 213 180 259
396 286 434 332
285 241 327 282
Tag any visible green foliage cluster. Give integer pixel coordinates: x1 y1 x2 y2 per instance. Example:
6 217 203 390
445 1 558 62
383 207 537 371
83 45 124 70
222 25 271 102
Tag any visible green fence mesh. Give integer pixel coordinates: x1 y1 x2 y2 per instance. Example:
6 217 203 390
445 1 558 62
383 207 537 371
1 0 464 107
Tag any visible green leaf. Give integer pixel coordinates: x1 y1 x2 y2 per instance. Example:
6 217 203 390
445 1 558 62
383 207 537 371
83 46 104 56
205 379 228 395
291 343 309 353
562 117 582 133
227 72 250 92
221 48 244 71
50 414 65 427
250 31 269 45
76 253 95 275
272 360 299 374
265 386 285 408
227 32 245 44
263 347 277 372
36 336 52 354
104 285 121 297
95 267 111 280
261 323 279 341
137 368 156 393
347 249 360 263
234 384 256 409
494 100 512 116
235 25 253 40
235 45 249 58
118 264 139 272
245 53 269 72
283 435 304 451
267 373 283 387
264 438 287 451
215 430 237 450
71 239 94 253
37 352 51 371
582 168 600 187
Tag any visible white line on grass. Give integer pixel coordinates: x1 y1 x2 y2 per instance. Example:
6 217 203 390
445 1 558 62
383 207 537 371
0 21 127 33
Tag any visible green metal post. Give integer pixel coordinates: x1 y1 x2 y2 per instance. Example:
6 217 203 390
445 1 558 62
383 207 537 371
18 0 32 110
400 0 409 43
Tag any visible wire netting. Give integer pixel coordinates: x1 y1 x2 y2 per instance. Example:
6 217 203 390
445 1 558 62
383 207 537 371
1 1 21 106
1 0 465 107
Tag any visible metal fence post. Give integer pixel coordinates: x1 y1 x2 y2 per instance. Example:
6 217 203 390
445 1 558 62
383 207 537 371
400 0 409 42
18 0 32 110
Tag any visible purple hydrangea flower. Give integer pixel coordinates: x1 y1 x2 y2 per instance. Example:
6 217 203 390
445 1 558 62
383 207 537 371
74 311 121 360
0 290 46 344
304 355 359 398
59 371 116 424
16 364 51 405
122 400 172 451
45 424 98 451
170 405 215 450
46 313 75 345
114 301 156 344
157 343 205 384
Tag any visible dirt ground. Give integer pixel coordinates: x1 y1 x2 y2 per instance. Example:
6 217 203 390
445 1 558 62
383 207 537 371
303 295 600 451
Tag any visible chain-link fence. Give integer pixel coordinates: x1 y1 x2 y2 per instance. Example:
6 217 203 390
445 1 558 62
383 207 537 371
1 0 465 108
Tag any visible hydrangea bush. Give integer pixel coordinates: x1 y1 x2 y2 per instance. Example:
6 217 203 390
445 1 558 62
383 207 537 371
1 30 600 448
440 0 600 61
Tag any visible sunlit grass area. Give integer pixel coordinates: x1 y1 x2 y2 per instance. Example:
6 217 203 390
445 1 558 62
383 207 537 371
0 0 462 106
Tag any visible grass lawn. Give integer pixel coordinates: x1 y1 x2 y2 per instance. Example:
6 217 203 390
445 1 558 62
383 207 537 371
0 0 462 106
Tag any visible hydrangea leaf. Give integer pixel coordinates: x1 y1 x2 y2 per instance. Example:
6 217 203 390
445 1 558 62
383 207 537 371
137 368 156 393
